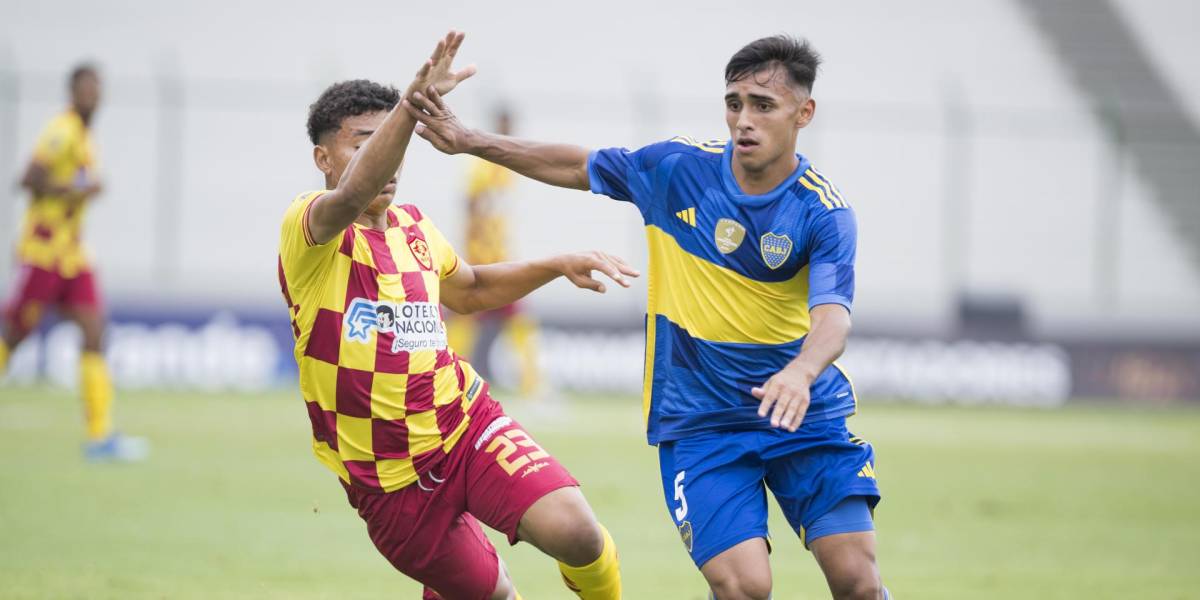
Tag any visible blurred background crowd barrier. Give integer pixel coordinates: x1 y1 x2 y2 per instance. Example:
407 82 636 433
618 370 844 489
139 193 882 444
2 0 1197 405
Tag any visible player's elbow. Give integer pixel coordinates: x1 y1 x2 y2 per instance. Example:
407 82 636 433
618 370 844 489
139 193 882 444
441 291 485 316
441 296 477 316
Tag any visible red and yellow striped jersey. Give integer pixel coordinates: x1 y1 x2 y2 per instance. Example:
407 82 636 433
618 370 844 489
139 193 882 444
464 159 515 265
18 110 97 278
278 191 484 492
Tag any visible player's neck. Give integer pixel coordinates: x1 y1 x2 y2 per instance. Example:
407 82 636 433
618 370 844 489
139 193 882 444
732 153 800 196
71 106 93 128
355 211 388 230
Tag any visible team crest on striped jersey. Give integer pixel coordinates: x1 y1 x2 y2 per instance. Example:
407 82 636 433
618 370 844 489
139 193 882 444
714 218 746 254
760 233 793 269
408 237 432 270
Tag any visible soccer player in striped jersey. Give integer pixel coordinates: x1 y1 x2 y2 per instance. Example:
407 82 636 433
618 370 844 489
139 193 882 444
406 36 891 599
1 63 147 462
279 32 626 600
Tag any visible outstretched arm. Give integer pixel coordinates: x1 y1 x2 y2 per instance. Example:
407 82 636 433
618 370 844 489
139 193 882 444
752 303 852 432
405 87 591 190
441 251 639 315
307 31 476 244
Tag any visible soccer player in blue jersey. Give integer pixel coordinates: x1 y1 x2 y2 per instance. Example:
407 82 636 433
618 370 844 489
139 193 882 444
404 35 890 600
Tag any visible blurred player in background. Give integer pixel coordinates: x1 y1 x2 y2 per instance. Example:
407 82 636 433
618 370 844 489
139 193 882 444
408 35 890 600
447 106 545 398
278 32 627 600
1 64 147 463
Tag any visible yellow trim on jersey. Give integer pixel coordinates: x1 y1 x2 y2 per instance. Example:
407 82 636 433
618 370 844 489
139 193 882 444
832 360 858 416
805 169 847 208
668 136 725 154
645 226 811 345
798 175 836 210
643 307 658 427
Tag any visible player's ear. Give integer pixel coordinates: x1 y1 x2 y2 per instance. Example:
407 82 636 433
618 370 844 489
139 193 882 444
796 96 816 130
313 144 332 176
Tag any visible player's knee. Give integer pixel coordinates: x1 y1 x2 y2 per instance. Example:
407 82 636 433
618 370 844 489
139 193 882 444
708 570 772 600
705 573 772 597
828 571 882 600
551 514 605 567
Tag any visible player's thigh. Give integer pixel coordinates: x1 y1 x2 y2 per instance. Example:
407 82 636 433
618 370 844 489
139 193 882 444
60 271 105 346
659 432 770 570
346 483 503 600
3 265 62 340
763 418 881 544
462 405 579 548
514 486 605 566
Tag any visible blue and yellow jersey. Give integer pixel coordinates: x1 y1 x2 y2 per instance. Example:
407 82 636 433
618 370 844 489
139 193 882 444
588 137 858 444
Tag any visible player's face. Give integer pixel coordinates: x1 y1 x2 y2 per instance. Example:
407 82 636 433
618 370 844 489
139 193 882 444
724 66 815 174
315 110 398 217
72 73 101 119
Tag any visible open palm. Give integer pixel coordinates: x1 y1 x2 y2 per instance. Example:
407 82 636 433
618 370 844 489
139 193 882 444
411 30 476 97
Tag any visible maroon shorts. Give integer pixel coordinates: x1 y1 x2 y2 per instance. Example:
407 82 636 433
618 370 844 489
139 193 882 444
341 393 578 600
3 264 101 336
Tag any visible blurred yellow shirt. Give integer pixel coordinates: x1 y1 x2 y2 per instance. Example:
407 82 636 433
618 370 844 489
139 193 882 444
18 110 97 278
464 159 514 266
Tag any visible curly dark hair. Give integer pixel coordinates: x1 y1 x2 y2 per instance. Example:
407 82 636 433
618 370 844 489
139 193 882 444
306 79 400 144
725 35 822 93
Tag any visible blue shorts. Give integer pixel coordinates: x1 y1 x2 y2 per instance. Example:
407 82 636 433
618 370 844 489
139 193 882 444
659 417 881 568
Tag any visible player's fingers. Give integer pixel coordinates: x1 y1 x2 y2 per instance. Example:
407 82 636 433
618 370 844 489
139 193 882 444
414 59 432 81
606 254 641 277
454 64 477 83
447 31 463 57
780 393 805 431
751 386 766 400
410 92 442 117
432 34 448 61
593 256 629 288
403 100 434 123
426 86 448 111
756 381 777 417
769 391 793 428
578 276 606 293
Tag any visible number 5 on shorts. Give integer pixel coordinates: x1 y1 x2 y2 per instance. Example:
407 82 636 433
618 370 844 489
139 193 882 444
485 429 549 476
674 471 688 521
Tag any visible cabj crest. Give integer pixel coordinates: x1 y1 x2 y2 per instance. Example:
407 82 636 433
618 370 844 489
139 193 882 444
759 232 793 269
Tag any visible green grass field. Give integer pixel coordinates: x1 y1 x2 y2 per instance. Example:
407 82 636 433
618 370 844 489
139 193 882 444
1 386 1198 599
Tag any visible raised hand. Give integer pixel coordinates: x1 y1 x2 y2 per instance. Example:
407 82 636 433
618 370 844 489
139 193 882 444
409 30 476 98
555 251 641 294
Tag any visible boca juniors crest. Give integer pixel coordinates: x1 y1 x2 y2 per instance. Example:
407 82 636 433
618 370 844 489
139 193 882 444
678 521 694 553
759 232 793 269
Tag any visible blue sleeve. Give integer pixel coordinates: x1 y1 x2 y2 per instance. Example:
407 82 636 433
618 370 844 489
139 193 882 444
806 207 857 311
587 142 676 216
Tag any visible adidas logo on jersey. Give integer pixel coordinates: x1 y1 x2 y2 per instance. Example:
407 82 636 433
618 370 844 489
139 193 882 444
675 207 696 227
857 462 877 479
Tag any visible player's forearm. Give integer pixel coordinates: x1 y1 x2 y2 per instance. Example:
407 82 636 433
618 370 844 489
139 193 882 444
463 131 590 190
452 258 562 314
787 308 851 381
324 105 417 224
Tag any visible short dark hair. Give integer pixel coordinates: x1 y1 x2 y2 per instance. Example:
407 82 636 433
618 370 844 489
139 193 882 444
725 35 822 93
69 62 99 88
306 79 400 144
